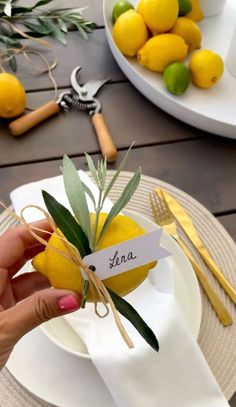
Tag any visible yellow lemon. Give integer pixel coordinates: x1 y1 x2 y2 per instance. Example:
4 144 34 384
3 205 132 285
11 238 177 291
186 0 203 22
170 17 202 53
33 213 156 300
0 73 26 118
139 0 179 34
189 49 224 88
137 0 146 14
112 9 148 57
138 34 188 72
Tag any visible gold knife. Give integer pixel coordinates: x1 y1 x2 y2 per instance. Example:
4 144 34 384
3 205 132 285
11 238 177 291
159 189 236 306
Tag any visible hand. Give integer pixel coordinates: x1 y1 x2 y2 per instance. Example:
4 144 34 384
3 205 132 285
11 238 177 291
0 219 81 370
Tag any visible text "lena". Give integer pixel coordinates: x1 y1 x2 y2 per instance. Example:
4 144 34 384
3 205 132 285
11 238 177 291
109 250 137 269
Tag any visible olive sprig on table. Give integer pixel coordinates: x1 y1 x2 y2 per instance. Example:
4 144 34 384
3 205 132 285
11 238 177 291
0 0 96 71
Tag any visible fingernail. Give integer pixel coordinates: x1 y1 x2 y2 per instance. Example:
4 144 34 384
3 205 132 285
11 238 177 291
58 295 80 311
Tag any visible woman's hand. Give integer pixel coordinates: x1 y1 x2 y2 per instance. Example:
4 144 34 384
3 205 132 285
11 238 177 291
0 219 81 370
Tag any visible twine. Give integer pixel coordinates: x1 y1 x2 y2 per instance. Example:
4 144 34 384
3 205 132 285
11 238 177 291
0 201 134 349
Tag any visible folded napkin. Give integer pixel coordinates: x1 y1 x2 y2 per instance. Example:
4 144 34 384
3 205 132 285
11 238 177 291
10 172 229 407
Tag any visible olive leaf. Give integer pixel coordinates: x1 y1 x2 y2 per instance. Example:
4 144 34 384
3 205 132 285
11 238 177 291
97 168 141 247
62 155 91 241
42 190 91 259
108 288 159 352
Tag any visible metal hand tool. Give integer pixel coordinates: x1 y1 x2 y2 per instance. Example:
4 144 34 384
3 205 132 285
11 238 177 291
9 66 117 162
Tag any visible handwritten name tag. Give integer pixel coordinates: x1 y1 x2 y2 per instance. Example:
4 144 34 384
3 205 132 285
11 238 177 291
83 229 171 280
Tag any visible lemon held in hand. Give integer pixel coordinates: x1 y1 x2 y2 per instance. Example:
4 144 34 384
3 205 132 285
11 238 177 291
138 0 179 34
32 213 156 300
189 50 224 88
112 0 134 22
0 73 26 118
113 9 148 57
164 62 191 95
138 34 188 73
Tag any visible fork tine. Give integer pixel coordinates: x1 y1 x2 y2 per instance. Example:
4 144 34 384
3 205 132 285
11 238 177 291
155 188 174 221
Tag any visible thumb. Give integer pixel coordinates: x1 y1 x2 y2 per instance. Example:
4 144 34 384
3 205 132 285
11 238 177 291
2 288 81 343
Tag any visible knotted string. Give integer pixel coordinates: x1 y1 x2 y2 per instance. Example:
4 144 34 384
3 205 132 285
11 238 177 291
0 202 134 349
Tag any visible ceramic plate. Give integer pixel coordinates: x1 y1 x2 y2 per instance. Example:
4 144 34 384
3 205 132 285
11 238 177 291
103 0 236 139
6 210 201 406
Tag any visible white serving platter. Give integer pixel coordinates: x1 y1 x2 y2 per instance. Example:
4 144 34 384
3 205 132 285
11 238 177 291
103 0 236 139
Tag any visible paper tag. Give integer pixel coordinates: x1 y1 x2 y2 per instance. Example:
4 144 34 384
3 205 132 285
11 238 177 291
83 229 171 280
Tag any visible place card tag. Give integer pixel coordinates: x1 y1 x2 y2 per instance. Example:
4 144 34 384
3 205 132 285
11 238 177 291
83 229 171 280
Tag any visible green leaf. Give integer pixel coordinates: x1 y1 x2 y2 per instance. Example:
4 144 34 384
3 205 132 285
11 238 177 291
7 49 17 71
58 18 68 33
62 155 91 241
82 181 96 210
103 142 134 203
31 0 53 10
85 153 98 184
23 21 51 35
108 288 159 352
97 168 141 245
40 18 67 45
42 190 91 259
4 0 12 17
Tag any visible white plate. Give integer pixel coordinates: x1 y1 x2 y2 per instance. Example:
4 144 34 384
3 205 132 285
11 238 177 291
6 210 201 406
103 0 236 139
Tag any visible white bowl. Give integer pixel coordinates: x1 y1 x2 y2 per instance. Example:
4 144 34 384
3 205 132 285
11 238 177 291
200 0 227 17
40 209 201 359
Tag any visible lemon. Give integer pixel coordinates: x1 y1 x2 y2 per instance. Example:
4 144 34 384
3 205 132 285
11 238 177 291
186 0 203 22
137 0 146 14
139 0 179 34
112 9 148 57
112 0 134 22
0 73 26 118
164 62 191 95
33 213 156 300
170 17 201 53
138 34 188 72
178 0 192 15
189 50 224 88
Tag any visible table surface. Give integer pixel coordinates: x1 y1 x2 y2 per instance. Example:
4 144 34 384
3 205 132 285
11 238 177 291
0 0 236 405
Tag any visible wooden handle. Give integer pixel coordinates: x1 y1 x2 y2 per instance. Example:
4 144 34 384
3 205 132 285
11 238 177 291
9 101 60 137
91 113 117 162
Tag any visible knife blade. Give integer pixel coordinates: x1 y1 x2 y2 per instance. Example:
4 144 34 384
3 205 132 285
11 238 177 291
159 188 236 306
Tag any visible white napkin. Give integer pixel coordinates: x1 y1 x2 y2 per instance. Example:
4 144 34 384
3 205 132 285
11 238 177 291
10 172 229 407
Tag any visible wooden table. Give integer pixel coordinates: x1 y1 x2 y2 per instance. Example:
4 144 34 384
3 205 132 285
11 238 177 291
0 0 236 405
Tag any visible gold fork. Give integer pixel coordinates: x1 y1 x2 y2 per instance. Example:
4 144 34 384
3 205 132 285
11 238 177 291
150 189 233 327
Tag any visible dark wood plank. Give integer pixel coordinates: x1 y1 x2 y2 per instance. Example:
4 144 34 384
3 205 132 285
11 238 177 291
16 0 104 25
1 140 236 214
2 30 124 92
230 392 236 406
0 82 204 166
217 214 236 242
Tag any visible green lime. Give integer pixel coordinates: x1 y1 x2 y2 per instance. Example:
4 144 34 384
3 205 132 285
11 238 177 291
163 62 191 95
112 1 134 22
178 0 192 16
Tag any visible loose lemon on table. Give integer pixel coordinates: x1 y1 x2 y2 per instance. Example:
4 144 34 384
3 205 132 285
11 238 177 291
170 17 202 53
178 0 192 16
186 0 203 22
112 0 134 22
0 73 26 118
33 213 156 300
138 34 188 72
138 0 179 34
189 49 224 88
164 62 191 95
112 9 148 56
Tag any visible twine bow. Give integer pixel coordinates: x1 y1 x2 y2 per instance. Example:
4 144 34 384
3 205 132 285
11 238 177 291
1 202 134 349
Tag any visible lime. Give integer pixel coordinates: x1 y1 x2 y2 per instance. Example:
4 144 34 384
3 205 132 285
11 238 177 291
178 0 192 16
163 62 191 95
112 1 134 22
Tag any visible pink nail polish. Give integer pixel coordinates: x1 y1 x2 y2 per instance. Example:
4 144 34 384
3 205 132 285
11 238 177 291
58 295 79 311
